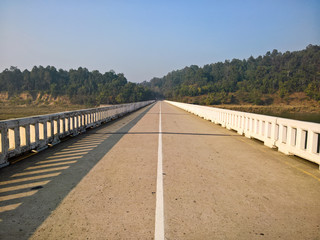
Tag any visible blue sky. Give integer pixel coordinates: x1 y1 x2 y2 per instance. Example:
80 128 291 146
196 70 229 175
0 0 319 82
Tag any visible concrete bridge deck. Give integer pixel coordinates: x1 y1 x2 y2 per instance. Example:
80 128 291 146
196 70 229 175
0 101 320 239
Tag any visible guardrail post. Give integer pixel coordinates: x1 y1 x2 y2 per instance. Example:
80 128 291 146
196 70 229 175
14 126 20 153
50 120 54 140
25 124 31 147
0 126 9 167
51 118 60 145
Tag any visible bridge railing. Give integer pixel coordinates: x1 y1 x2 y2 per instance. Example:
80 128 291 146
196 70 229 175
0 100 155 168
165 100 320 167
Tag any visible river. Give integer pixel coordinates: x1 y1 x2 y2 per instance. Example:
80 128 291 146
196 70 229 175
264 112 320 124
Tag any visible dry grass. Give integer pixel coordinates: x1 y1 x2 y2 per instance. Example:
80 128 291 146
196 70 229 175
0 104 87 121
212 104 320 114
211 104 320 123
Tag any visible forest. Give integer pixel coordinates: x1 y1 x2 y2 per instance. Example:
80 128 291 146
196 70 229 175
144 44 320 105
0 67 154 105
0 44 319 106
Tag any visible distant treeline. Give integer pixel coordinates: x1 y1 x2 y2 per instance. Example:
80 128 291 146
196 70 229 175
144 44 320 105
1 45 319 106
0 67 154 105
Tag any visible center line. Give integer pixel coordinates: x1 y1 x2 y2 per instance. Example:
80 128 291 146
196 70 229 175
155 101 164 240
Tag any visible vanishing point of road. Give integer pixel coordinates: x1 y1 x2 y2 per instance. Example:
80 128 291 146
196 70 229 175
1 101 320 239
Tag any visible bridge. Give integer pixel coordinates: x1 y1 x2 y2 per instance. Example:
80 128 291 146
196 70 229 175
0 101 320 239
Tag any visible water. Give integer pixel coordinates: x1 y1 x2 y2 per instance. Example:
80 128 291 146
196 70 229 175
264 112 320 124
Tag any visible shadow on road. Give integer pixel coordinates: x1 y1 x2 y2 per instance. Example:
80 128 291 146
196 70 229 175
0 104 154 239
147 112 190 115
93 131 240 137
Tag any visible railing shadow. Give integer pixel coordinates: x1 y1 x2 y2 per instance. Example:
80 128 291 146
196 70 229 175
93 132 239 137
146 112 190 115
0 104 154 239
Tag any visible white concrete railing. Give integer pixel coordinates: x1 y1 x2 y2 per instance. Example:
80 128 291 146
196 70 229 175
165 100 320 168
0 100 155 168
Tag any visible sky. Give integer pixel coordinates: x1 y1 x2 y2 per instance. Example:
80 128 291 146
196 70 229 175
0 0 319 83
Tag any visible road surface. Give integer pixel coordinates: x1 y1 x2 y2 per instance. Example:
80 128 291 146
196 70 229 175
0 101 320 239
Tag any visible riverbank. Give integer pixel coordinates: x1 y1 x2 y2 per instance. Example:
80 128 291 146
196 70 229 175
212 104 320 123
0 104 87 121
1 101 319 123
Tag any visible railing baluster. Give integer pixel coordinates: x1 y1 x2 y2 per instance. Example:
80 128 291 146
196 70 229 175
0 100 154 167
166 100 320 169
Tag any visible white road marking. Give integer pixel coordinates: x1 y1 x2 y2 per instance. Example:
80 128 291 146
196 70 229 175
155 102 164 240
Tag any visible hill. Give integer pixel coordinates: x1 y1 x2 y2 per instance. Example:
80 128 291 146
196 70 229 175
143 44 320 106
0 67 154 106
1 45 319 109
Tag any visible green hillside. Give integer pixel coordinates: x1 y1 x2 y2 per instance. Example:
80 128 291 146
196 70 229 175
1 45 319 107
0 67 154 105
144 44 320 105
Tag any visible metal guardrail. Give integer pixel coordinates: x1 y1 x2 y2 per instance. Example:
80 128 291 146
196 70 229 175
0 100 155 168
166 100 320 168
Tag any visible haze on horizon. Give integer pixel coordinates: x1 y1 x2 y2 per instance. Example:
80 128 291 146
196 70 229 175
0 0 319 83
